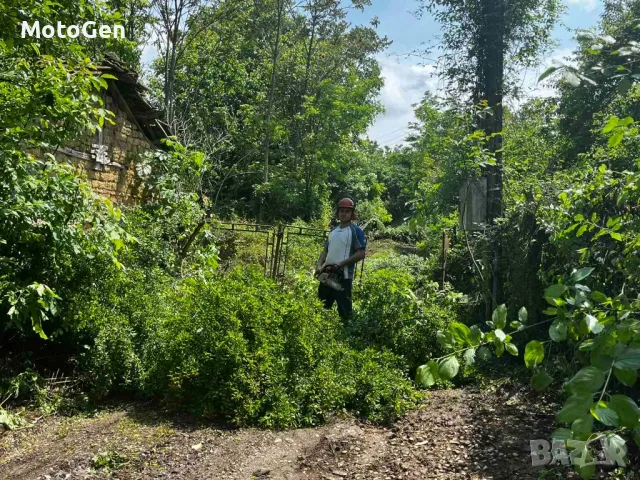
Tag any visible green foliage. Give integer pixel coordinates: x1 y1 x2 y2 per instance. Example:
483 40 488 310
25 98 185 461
356 198 393 231
71 266 419 428
350 269 459 373
160 0 390 221
0 0 136 340
91 449 129 472
0 407 30 431
126 140 212 273
421 259 640 478
418 0 562 98
0 153 129 340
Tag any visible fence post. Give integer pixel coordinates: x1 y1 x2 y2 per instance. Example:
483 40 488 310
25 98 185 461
271 224 284 279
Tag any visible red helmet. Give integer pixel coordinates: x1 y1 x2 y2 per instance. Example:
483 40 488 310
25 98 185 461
336 198 357 220
337 198 355 209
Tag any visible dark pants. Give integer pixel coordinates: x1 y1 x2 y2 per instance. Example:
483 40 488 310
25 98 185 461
318 277 353 319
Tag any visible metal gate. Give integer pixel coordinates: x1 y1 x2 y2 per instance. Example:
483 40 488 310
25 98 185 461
209 222 364 283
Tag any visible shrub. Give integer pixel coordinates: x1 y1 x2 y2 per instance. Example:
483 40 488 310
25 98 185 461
350 269 456 372
69 265 419 428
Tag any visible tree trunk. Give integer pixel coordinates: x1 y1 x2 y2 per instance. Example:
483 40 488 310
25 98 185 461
263 0 285 183
260 0 285 221
481 0 505 309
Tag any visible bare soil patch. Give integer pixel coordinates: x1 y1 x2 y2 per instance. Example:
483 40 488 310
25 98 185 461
0 387 593 480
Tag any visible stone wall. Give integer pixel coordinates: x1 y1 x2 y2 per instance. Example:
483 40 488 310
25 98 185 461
53 91 155 204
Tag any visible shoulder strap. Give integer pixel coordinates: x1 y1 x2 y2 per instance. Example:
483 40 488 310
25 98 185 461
349 225 357 256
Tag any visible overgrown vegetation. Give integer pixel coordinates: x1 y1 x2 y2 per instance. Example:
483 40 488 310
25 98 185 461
2 0 640 478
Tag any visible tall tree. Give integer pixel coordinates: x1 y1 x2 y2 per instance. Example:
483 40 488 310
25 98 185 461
151 0 243 128
417 0 561 310
105 0 153 67
260 0 288 221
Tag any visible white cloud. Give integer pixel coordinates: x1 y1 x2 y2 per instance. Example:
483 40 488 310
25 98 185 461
367 57 440 146
566 0 598 12
368 45 583 141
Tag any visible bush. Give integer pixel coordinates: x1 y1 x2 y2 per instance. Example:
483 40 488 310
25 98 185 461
69 265 419 428
350 269 457 373
0 153 129 342
364 252 438 290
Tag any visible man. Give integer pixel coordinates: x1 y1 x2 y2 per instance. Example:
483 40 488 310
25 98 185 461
315 198 366 319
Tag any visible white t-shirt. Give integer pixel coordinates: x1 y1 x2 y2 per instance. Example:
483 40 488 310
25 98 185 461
323 223 366 279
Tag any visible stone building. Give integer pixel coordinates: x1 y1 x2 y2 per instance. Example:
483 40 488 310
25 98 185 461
53 54 169 204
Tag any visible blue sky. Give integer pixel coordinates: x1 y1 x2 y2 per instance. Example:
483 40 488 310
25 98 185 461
345 0 603 145
141 0 603 146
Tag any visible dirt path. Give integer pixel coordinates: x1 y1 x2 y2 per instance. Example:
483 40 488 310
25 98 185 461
1 387 565 480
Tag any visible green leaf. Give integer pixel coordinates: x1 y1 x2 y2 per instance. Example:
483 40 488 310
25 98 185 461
531 370 553 391
579 340 595 352
613 367 637 386
538 65 559 82
609 130 624 147
591 353 613 372
492 304 507 330
525 340 545 368
476 346 491 361
593 407 619 427
609 395 639 428
614 347 640 370
549 319 568 342
415 361 439 388
436 330 456 350
494 339 505 358
449 322 472 346
438 356 459 380
510 321 523 330
565 367 605 394
590 291 609 303
32 319 48 340
602 116 619 133
518 306 528 324
585 314 603 334
557 393 594 424
576 225 588 237
618 116 634 127
505 343 518 356
574 449 596 480
494 329 506 342
544 284 566 299
571 414 594 440
463 348 476 367
602 434 627 464
569 267 594 284
551 427 573 441
470 325 483 344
